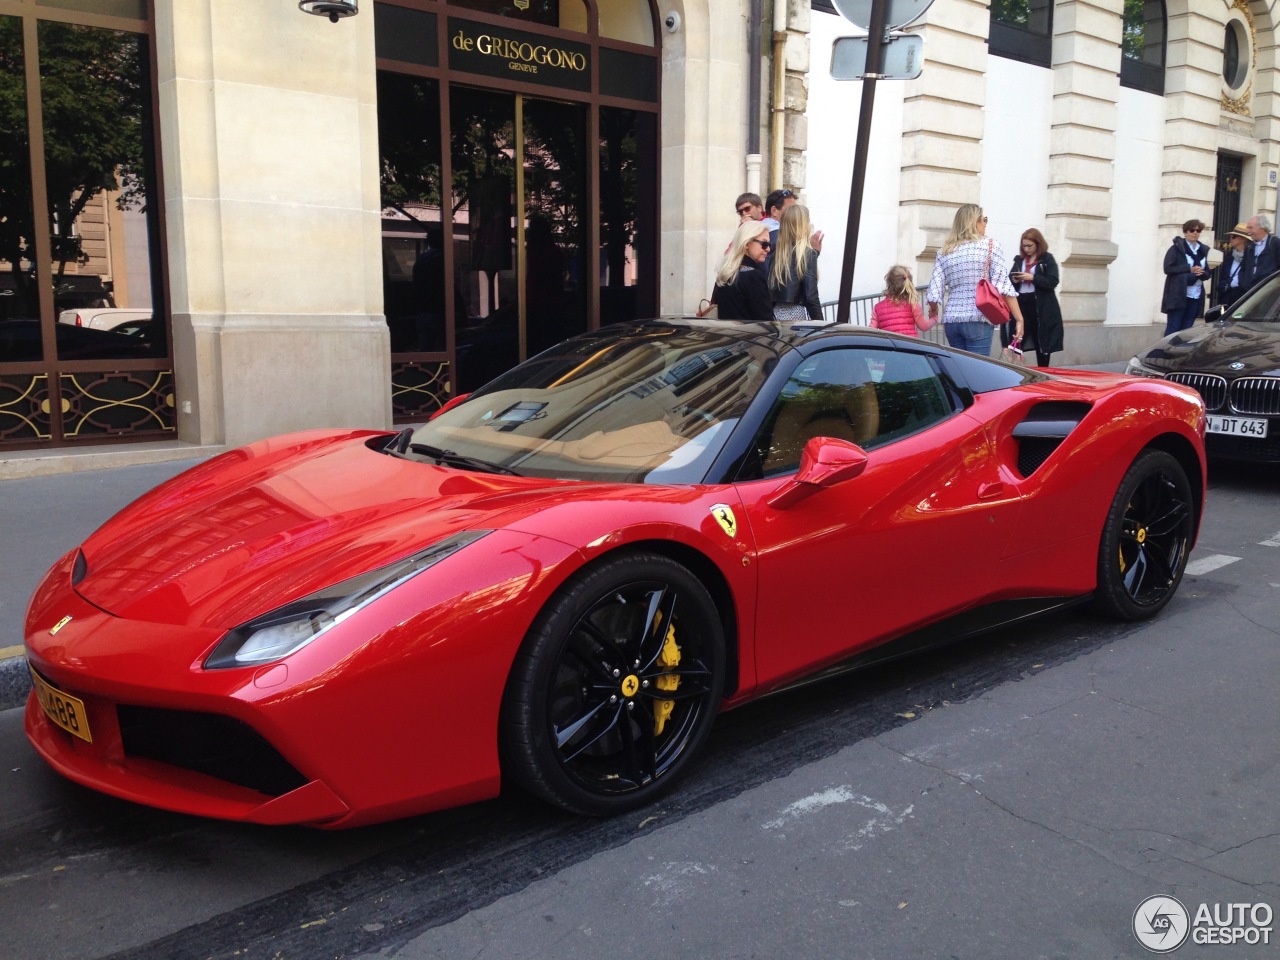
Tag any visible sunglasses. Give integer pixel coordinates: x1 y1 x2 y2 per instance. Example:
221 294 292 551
752 238 771 249
737 206 754 216
1188 227 1203 233
979 216 989 224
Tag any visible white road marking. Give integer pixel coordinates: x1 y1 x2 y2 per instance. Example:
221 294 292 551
1260 531 1280 547
1185 554 1242 575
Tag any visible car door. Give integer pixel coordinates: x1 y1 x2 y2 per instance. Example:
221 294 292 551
732 345 1023 693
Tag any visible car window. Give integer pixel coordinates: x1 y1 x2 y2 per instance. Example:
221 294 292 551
409 326 781 483
1223 271 1280 321
747 347 955 479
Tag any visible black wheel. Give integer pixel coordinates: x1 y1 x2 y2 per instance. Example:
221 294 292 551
500 553 725 815
1092 449 1194 621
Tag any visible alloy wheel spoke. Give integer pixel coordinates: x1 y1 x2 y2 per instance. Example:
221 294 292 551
1123 548 1148 597
556 699 621 759
641 663 713 700
638 585 679 670
618 699 657 784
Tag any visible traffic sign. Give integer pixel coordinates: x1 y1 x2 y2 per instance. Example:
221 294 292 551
830 0 932 30
830 33 923 81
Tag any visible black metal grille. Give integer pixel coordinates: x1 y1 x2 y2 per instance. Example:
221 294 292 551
1167 373 1228 411
1230 377 1280 415
118 705 308 797
1017 437 1061 477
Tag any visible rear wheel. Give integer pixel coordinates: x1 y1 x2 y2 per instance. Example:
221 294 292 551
500 553 725 816
1092 450 1194 621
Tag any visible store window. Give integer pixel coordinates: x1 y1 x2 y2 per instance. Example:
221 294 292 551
1120 0 1165 95
989 0 1053 67
375 0 659 419
0 7 169 449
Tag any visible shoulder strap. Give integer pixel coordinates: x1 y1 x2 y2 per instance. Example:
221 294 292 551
983 238 994 275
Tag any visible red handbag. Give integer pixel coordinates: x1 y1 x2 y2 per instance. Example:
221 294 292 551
975 239 1011 325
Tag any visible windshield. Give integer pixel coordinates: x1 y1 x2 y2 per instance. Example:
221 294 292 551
1224 273 1280 321
407 324 780 483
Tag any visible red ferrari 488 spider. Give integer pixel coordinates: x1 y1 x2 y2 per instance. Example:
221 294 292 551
25 319 1206 827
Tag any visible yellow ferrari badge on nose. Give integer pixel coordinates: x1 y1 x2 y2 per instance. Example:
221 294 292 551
50 615 73 636
710 504 738 538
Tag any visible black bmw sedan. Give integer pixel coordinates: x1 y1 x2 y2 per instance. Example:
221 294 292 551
1127 275 1280 462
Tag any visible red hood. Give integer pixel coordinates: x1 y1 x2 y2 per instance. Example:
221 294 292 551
75 430 577 628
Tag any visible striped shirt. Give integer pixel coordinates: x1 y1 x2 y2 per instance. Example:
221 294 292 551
927 238 1016 324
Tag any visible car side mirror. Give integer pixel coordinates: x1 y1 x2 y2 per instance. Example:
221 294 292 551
429 392 471 419
766 437 869 509
1203 304 1226 323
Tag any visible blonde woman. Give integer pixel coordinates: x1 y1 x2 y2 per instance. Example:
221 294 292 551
925 204 1024 355
713 219 774 323
769 204 822 321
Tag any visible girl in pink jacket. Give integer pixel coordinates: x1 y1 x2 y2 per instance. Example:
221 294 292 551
870 265 934 336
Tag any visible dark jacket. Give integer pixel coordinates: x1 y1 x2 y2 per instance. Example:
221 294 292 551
1009 252 1063 353
1213 252 1246 308
769 247 822 320
1240 233 1280 289
1161 237 1209 316
715 262 773 323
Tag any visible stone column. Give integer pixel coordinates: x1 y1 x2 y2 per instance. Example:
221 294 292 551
156 1 390 448
1046 0 1121 327
898 0 990 274
1159 5 1224 243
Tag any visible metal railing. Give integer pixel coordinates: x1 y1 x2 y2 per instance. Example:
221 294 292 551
820 286 946 345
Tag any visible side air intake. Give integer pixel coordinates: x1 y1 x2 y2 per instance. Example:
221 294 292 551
1010 402 1092 478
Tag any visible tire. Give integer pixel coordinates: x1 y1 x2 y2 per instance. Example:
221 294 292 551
1092 449 1194 621
500 553 726 816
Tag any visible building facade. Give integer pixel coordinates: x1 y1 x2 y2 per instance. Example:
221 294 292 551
0 0 1273 458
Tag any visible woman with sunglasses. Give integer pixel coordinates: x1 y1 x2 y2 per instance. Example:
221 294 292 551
1160 219 1209 336
712 219 774 322
925 203 1024 356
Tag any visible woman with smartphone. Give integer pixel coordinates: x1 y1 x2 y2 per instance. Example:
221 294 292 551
1008 227 1063 367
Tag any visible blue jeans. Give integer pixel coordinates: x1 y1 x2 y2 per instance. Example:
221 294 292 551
944 320 994 356
1163 298 1200 336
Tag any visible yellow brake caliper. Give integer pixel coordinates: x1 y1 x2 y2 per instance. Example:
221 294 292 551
653 618 681 736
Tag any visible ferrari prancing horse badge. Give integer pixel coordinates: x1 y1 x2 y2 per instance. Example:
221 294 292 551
710 504 737 538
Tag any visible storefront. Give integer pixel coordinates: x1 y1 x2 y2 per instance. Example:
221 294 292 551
372 0 659 420
0 0 662 452
0 0 169 450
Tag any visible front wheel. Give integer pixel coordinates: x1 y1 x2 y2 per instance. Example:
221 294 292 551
1092 449 1194 621
500 553 725 816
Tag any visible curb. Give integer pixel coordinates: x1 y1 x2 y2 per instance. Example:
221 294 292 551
1 650 30 712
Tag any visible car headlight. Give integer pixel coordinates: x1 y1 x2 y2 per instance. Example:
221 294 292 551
1124 356 1166 378
204 530 491 669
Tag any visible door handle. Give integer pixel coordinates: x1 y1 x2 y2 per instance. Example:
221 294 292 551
977 481 1004 501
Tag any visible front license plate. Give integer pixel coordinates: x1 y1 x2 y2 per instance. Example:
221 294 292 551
29 666 93 743
1206 415 1268 438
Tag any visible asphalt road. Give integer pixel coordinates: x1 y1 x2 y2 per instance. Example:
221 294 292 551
0 460 1276 959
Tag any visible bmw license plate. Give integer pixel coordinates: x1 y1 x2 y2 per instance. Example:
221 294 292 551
1206 415 1268 438
29 666 93 743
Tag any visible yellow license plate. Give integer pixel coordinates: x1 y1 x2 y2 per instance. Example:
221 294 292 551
29 666 93 743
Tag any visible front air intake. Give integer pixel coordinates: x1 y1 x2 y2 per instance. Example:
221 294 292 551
118 706 308 797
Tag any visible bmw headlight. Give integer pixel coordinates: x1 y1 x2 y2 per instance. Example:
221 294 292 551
204 530 491 669
1124 356 1167 378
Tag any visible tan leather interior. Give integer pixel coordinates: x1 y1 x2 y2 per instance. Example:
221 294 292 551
762 381 879 474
